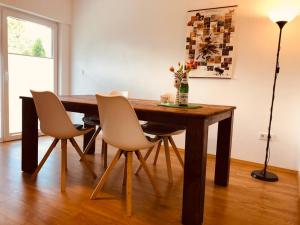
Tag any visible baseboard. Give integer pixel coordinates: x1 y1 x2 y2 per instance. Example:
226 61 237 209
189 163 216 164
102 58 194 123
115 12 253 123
207 154 297 174
175 148 297 174
298 172 300 198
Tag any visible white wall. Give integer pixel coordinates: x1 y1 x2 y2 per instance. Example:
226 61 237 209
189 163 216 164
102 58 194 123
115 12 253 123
0 0 72 24
71 0 300 170
298 147 300 197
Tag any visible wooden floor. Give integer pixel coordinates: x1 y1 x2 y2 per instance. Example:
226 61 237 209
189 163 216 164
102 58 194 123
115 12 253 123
0 136 299 225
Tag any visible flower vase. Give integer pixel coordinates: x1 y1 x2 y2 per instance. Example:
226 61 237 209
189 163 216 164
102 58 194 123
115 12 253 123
174 76 181 105
175 88 180 105
174 74 181 105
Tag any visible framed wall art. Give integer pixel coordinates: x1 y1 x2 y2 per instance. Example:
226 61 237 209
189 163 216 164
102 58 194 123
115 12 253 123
185 5 238 79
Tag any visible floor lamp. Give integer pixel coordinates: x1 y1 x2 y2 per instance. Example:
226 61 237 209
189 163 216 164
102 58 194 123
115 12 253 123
251 10 298 182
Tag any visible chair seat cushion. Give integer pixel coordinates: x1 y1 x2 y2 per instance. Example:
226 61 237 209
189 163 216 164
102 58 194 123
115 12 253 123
82 115 100 126
142 122 185 136
73 124 84 130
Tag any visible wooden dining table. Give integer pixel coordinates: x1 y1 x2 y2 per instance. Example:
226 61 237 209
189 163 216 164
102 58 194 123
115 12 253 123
20 95 235 225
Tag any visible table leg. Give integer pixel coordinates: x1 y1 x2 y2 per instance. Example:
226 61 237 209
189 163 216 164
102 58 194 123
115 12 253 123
83 114 96 154
214 112 234 186
22 98 38 173
182 119 208 225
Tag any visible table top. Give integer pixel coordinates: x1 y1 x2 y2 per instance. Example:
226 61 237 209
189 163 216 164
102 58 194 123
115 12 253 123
65 95 235 118
21 95 235 119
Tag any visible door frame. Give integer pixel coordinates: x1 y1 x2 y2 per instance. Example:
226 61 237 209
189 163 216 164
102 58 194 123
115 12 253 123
0 7 58 141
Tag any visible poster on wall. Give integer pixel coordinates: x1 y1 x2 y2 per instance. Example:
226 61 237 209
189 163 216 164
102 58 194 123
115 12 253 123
185 5 237 79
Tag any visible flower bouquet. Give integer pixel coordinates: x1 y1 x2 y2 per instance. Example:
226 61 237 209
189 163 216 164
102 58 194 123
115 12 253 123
169 60 197 104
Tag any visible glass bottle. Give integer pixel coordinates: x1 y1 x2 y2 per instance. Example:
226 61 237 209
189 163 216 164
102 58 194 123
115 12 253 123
179 73 189 106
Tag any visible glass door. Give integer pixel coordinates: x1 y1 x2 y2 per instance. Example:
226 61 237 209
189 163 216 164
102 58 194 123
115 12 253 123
1 8 58 141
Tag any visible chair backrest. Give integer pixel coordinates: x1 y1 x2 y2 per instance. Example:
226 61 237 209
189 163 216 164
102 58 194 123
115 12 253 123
96 94 152 150
109 90 129 98
31 90 79 138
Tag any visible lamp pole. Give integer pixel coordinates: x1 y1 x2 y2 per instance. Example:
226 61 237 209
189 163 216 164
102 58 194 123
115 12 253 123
251 21 287 182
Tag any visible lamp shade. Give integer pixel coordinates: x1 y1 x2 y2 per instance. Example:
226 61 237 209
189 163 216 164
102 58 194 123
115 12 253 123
268 5 299 22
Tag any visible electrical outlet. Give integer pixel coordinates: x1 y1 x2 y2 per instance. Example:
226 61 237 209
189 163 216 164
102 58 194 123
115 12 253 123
259 132 275 141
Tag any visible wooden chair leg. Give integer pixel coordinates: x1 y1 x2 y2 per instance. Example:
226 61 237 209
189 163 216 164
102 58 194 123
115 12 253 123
31 138 59 180
83 127 101 154
126 152 133 216
69 138 97 178
153 139 162 165
90 149 122 200
61 139 67 192
135 151 161 197
102 140 108 169
65 151 68 172
135 145 155 175
168 136 184 168
123 152 128 186
163 137 173 183
101 139 105 155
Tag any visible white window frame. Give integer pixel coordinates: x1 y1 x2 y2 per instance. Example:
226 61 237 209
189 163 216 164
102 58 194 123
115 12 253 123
0 7 58 141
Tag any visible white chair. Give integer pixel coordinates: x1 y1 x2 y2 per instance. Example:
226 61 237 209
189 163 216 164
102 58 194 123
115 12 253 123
135 93 185 183
82 91 128 168
90 94 161 216
136 123 184 183
30 90 97 192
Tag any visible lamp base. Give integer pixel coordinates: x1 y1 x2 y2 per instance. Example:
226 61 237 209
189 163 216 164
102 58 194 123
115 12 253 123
251 169 278 182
